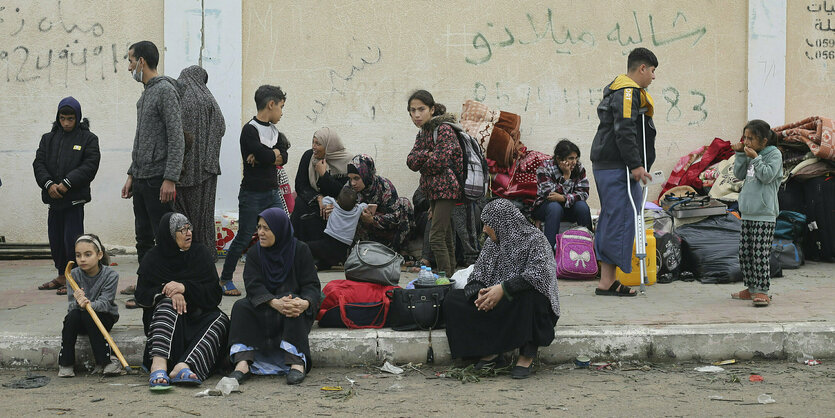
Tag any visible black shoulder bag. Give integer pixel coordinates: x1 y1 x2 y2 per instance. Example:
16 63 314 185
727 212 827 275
387 285 450 364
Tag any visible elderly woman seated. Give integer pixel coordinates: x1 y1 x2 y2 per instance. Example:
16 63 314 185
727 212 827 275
443 199 560 379
135 213 230 390
226 208 321 385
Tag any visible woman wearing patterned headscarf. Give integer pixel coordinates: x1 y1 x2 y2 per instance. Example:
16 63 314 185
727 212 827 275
226 208 321 385
347 154 414 251
135 212 230 390
290 127 351 242
443 199 560 379
174 65 226 261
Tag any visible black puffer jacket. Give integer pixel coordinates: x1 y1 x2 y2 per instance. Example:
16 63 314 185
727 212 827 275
33 97 101 209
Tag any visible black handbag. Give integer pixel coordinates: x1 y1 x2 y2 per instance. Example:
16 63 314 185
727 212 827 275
387 286 448 331
387 285 451 364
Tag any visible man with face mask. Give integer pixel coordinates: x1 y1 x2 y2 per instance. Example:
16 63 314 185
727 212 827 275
33 97 101 294
122 41 185 307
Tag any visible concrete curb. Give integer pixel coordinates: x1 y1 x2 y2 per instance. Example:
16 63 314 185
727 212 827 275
1 322 832 370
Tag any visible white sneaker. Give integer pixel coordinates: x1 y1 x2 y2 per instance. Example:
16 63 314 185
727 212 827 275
103 357 124 376
58 366 75 378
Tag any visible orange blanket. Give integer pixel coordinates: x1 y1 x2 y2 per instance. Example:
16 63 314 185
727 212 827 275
773 116 835 161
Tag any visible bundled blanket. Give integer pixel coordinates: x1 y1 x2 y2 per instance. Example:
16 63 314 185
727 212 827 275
773 116 835 161
658 138 734 200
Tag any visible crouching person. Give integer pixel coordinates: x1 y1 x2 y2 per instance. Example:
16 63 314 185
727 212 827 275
59 234 119 377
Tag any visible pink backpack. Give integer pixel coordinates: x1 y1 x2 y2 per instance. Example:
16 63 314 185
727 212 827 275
554 227 598 279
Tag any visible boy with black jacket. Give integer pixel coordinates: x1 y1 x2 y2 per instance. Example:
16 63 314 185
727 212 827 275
218 85 290 296
33 96 101 294
590 47 658 298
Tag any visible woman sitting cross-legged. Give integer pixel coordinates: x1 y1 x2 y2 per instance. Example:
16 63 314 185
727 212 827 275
443 198 560 379
135 213 230 390
226 208 321 385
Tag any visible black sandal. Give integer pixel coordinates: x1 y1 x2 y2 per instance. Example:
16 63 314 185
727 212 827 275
510 364 533 379
595 280 637 297
227 370 251 384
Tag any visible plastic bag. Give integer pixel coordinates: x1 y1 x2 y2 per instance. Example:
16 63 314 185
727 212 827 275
676 214 780 283
451 265 474 289
675 214 743 284
655 230 682 283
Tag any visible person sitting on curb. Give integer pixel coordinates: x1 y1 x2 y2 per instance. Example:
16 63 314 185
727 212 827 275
226 208 321 386
135 213 230 390
443 198 560 379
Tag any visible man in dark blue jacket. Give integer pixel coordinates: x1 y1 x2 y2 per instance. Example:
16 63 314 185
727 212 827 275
33 96 101 294
590 47 658 297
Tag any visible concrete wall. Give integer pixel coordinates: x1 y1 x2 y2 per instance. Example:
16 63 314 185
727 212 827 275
786 0 835 122
240 0 749 210
0 0 163 247
0 1 830 247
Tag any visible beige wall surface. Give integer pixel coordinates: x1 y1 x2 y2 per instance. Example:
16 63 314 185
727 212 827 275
241 0 748 209
0 0 163 246
786 1 835 122
2 0 752 248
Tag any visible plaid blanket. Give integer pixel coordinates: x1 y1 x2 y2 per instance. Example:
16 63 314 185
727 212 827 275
774 116 835 161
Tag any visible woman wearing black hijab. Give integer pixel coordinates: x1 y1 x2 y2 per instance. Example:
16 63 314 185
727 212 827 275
135 212 229 390
226 208 321 385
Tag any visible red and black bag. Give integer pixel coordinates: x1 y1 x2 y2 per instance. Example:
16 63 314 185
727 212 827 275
316 280 397 329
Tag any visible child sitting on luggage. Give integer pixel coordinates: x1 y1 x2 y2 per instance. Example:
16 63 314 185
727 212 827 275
59 234 121 377
730 120 782 307
307 187 372 270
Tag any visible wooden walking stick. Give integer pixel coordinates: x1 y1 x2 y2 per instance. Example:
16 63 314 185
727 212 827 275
64 261 132 374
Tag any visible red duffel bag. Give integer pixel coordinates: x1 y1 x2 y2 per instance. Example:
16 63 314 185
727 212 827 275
317 280 398 329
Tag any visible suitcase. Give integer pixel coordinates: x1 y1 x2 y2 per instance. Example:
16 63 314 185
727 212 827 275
802 175 835 262
778 178 806 214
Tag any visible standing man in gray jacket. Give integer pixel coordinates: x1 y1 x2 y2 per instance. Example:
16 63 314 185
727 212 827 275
121 40 185 266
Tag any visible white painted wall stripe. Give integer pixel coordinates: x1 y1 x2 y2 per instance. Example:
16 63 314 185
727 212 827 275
748 0 787 125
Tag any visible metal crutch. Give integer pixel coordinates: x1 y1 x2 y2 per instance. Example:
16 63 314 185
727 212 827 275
625 114 651 295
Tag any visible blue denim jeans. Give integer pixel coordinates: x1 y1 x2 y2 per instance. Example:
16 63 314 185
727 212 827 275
221 189 285 282
533 200 592 249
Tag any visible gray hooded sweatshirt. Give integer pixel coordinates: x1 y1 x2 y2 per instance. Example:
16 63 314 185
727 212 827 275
128 76 185 182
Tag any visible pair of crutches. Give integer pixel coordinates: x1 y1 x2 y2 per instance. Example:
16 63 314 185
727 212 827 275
63 261 132 374
625 114 650 295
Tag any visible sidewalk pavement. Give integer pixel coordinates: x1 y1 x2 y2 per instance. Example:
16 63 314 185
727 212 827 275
1 256 833 369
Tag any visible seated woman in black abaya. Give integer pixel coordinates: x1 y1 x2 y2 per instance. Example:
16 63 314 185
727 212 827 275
135 213 230 390
226 208 321 385
443 198 560 379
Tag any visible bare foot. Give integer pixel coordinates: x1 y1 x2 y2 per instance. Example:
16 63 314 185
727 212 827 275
234 360 250 374
516 355 534 368
169 361 197 380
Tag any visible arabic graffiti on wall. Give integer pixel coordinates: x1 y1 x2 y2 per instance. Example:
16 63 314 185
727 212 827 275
465 9 707 65
0 1 127 86
472 81 709 125
306 43 383 124
806 1 835 60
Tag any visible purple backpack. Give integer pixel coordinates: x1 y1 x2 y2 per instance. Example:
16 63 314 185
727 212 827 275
554 227 598 279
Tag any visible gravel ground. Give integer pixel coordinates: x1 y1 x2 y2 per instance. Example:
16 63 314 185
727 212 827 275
1 359 832 416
